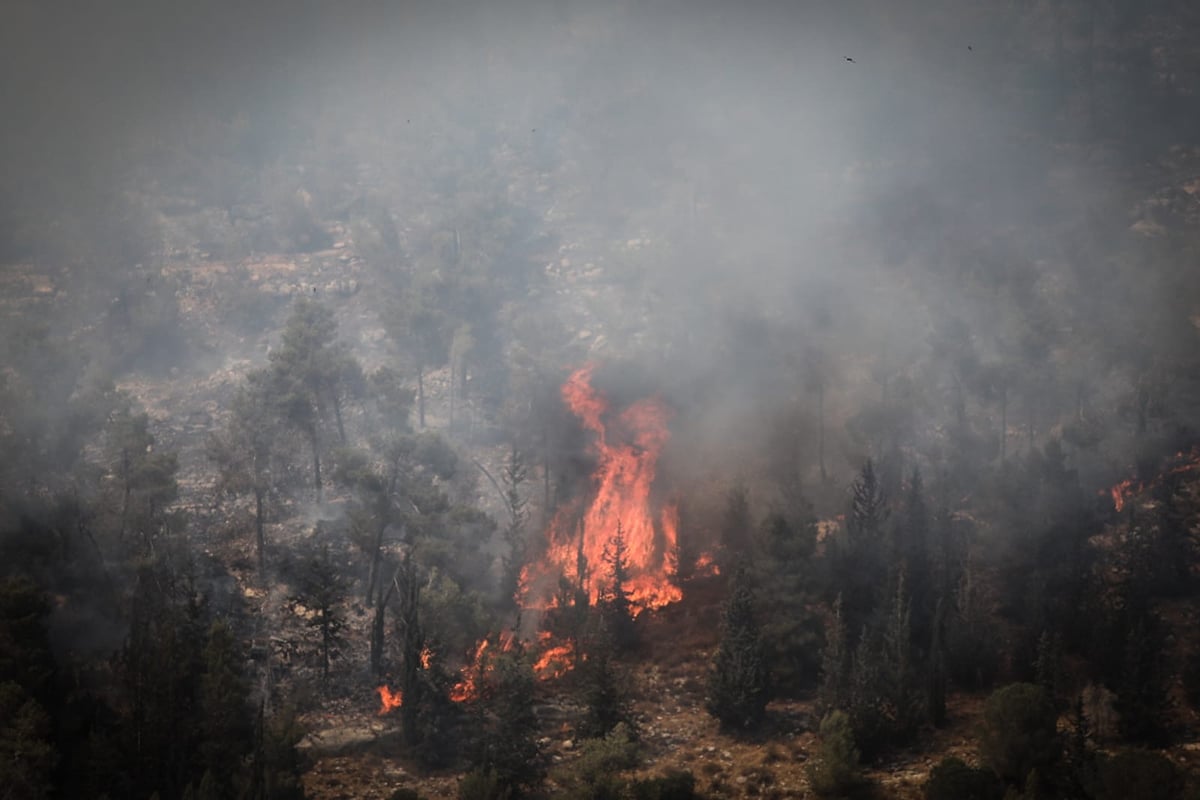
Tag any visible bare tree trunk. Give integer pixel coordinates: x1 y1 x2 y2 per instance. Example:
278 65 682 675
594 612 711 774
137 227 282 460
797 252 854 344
448 361 456 432
416 364 426 429
255 487 266 577
332 392 347 445
817 385 827 482
310 427 322 499
370 576 396 677
1000 385 1008 465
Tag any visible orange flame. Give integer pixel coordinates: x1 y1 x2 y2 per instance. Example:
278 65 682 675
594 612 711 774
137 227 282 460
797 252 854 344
376 685 403 715
1100 447 1200 512
420 645 433 670
448 632 517 703
693 551 721 577
449 639 492 703
522 365 682 617
532 641 575 680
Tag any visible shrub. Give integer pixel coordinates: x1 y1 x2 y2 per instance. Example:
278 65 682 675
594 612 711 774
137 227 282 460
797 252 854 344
630 770 698 800
922 757 1002 800
1090 749 1183 800
457 768 509 800
978 683 1060 787
806 711 866 798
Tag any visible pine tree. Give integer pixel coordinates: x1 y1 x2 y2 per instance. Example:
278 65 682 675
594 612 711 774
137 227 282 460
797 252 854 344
199 620 252 798
247 700 308 800
600 521 637 652
578 619 633 739
756 510 822 696
834 459 889 631
289 544 347 684
719 484 754 571
806 710 865 798
266 298 359 496
817 594 849 715
706 570 770 730
500 443 530 608
481 654 543 796
209 374 285 577
927 597 948 728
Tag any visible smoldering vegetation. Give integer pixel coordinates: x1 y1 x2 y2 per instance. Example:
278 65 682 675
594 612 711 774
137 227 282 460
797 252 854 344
3 1 1200 798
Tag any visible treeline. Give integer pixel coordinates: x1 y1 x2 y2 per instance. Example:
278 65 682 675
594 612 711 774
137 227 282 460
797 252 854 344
702 444 1200 799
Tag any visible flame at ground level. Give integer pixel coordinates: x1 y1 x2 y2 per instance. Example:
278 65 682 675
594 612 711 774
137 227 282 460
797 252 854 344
376 685 402 715
1100 447 1200 512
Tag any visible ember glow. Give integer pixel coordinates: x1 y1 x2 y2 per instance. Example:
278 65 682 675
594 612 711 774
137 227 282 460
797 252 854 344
693 551 721 577
376 685 403 715
521 365 682 616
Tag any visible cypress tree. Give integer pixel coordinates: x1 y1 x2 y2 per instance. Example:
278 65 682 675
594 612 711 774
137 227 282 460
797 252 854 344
600 521 637 652
706 570 770 730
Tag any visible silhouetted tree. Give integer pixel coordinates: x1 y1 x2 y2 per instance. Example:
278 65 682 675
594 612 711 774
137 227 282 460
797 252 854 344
266 298 358 495
600 521 637 652
756 510 822 696
818 594 850 716
209 372 287 576
479 653 543 797
289 544 347 683
833 459 889 631
199 620 253 799
106 405 178 552
706 570 770 730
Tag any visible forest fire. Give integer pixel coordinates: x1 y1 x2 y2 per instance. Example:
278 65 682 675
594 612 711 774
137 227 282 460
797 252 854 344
532 641 576 680
520 365 682 617
376 685 403 715
1102 447 1200 512
693 551 720 577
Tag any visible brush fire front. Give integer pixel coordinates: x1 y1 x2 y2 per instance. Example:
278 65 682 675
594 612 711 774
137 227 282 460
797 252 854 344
377 364 699 717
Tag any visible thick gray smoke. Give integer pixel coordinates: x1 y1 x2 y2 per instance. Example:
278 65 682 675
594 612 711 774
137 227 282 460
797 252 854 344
3 0 1198 516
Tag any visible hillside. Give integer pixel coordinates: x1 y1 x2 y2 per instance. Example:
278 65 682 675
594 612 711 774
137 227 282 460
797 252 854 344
5 2 1200 800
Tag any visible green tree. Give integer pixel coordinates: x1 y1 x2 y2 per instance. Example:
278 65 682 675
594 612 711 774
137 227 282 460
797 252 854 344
0 682 57 800
832 460 889 632
1089 749 1184 800
817 594 849 715
199 620 253 798
806 711 867 798
209 372 287 576
756 510 822 696
706 570 770 730
0 576 55 697
978 683 1061 788
382 290 451 430
578 620 634 739
499 443 529 610
266 298 359 496
247 700 308 800
289 544 347 683
718 484 753 571
479 653 543 797
922 757 1002 800
107 405 179 551
599 521 637 652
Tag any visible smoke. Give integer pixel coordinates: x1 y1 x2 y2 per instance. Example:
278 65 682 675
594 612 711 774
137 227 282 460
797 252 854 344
3 0 1198 513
